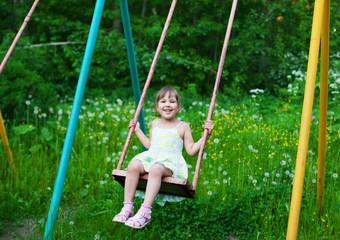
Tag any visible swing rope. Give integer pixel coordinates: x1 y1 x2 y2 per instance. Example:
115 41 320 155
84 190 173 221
192 0 238 191
0 0 40 74
117 0 178 170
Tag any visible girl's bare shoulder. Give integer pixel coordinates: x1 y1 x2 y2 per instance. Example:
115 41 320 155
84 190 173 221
150 119 158 128
178 121 191 136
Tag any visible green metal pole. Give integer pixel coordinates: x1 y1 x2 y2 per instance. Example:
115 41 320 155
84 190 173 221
119 0 147 137
43 0 105 239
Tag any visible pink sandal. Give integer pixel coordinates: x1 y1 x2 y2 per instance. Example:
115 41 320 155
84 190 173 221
124 209 151 229
112 207 134 223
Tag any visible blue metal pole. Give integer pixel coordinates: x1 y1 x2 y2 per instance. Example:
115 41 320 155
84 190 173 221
43 0 105 239
119 0 147 137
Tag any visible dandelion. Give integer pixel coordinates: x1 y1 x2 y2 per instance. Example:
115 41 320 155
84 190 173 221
58 109 63 115
213 138 219 144
333 173 338 178
117 99 123 105
263 178 267 182
100 180 105 185
280 160 286 166
34 109 39 115
218 167 222 171
272 181 277 185
207 191 212 196
312 179 317 183
252 179 257 184
248 175 253 180
69 221 74 225
25 100 31 105
203 181 209 185
223 171 227 175
105 174 109 178
47 187 51 191
276 173 280 178
285 170 290 175
85 184 89 188
264 172 269 177
94 234 100 239
248 145 253 150
132 145 138 150
308 150 315 155
289 173 294 178
223 179 228 183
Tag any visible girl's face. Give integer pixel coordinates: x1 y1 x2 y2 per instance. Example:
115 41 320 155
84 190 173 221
156 91 181 120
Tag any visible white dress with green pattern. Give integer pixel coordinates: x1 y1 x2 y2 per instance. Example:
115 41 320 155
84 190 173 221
132 119 188 206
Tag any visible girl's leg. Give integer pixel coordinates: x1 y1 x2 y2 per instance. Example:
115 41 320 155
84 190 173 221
143 164 172 206
113 160 146 223
124 160 146 202
125 164 172 229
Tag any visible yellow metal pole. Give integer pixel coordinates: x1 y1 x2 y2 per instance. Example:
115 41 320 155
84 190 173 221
317 0 329 216
0 110 15 171
286 0 325 239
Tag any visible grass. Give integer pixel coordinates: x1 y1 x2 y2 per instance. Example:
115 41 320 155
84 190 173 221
0 91 339 239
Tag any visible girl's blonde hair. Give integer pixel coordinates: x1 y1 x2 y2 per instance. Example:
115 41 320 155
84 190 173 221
155 86 181 108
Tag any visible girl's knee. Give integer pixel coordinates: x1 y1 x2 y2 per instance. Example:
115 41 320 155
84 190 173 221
149 164 171 177
127 160 143 173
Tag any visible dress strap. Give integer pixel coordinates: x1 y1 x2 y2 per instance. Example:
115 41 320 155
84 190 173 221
156 119 160 127
175 121 182 129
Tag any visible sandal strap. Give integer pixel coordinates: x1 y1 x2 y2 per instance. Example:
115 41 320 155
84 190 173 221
136 210 151 221
116 207 133 219
121 207 134 216
127 210 151 227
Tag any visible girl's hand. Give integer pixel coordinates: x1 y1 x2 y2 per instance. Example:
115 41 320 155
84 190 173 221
129 120 140 132
204 120 214 136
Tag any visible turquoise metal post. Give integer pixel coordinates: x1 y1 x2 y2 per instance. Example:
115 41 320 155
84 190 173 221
119 0 147 137
43 0 105 239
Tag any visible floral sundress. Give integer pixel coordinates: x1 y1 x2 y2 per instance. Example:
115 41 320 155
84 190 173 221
131 119 188 206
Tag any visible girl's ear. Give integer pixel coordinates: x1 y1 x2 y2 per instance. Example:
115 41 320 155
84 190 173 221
178 104 182 111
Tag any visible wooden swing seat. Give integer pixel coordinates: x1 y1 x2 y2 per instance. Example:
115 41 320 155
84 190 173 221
112 169 196 198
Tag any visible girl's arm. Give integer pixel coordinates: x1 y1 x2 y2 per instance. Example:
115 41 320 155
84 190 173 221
183 121 214 156
129 119 155 149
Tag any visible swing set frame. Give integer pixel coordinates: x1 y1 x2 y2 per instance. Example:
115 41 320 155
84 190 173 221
0 1 331 240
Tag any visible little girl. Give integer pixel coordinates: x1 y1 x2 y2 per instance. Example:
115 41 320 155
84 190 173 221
113 86 214 229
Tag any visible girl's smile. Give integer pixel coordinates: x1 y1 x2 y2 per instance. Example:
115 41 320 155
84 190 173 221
156 92 181 120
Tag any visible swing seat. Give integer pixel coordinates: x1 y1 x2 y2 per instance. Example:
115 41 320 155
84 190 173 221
112 169 196 198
